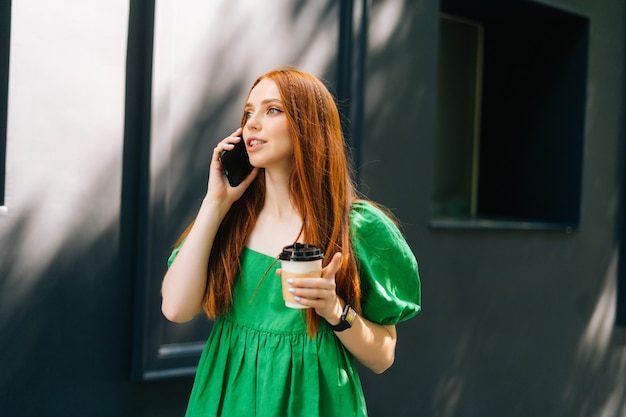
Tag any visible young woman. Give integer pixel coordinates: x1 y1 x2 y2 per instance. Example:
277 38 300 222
161 68 421 416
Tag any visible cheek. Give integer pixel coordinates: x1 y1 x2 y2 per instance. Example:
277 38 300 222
277 143 294 160
281 131 294 152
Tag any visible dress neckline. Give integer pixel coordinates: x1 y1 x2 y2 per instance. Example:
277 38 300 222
243 246 279 260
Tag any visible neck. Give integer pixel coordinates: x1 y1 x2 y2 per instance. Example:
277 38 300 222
245 170 304 254
262 169 298 219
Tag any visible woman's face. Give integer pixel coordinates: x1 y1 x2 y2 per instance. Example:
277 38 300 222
242 78 293 175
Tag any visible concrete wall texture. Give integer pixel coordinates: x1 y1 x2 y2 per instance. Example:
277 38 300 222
0 0 624 416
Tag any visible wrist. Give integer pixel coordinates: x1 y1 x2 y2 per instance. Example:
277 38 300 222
327 303 357 332
200 196 231 218
325 299 345 327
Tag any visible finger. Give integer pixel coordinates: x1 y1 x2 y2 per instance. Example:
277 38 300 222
217 130 244 150
295 298 329 310
212 142 233 161
212 133 244 163
321 252 342 279
229 127 243 137
297 295 332 309
287 277 335 290
220 137 239 149
291 281 335 296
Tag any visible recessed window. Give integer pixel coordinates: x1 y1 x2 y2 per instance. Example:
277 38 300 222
432 14 483 221
432 1 589 231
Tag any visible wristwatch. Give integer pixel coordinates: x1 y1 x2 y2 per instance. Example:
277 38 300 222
329 304 357 332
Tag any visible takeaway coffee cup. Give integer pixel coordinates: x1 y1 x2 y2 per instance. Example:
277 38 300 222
278 243 324 309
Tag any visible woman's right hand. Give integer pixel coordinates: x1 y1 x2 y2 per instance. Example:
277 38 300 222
162 128 259 323
206 128 259 206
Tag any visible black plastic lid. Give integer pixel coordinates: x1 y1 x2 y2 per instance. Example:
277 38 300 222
278 243 324 261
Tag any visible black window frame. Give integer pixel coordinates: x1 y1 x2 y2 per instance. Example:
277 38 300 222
0 0 11 208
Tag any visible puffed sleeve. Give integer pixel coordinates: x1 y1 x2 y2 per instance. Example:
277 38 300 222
350 201 421 325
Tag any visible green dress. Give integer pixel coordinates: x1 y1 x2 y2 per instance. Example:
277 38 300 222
168 201 421 417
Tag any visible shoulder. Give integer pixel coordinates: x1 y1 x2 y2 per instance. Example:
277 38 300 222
349 200 421 324
350 200 403 240
349 199 413 265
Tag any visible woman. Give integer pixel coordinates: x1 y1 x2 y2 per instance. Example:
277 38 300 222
161 68 421 416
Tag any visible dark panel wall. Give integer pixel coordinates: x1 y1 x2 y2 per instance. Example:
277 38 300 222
357 2 439 415
359 0 626 416
0 0 624 417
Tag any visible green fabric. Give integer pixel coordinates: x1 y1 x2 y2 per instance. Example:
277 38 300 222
172 201 420 417
350 201 421 324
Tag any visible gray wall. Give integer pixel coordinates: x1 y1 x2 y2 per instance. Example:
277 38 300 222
358 0 626 416
0 0 624 416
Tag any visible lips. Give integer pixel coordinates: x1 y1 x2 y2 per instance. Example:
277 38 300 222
247 138 267 149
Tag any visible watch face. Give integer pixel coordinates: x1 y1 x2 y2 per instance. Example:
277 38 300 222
345 307 357 326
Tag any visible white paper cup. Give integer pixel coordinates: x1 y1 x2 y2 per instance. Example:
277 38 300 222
279 244 324 309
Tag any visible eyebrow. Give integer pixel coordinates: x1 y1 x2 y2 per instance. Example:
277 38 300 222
245 98 282 108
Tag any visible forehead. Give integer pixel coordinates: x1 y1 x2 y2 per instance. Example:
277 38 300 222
247 78 281 104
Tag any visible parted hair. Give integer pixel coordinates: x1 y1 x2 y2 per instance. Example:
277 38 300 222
176 68 361 336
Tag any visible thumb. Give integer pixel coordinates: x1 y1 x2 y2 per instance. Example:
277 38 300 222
322 252 343 278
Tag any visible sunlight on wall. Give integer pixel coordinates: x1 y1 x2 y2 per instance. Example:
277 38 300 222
564 249 626 417
577 251 616 365
141 0 341 359
431 331 468 417
2 0 129 308
369 0 406 52
150 0 338 204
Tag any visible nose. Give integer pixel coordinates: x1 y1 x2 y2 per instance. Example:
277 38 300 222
246 111 261 131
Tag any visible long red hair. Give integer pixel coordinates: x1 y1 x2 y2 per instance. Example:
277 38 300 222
176 69 361 335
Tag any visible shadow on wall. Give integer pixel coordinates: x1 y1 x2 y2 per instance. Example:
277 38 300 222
359 1 626 417
428 252 626 417
142 0 342 363
0 0 340 414
0 0 625 416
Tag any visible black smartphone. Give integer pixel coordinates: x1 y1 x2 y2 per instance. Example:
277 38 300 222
219 136 253 187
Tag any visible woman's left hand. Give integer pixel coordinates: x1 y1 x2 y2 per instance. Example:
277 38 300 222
279 252 344 321
279 251 397 374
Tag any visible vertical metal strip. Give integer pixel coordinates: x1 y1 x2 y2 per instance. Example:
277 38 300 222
121 0 156 380
0 0 11 207
352 0 369 185
337 0 354 145
616 5 626 326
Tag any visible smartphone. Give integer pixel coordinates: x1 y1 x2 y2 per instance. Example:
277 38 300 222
219 136 253 187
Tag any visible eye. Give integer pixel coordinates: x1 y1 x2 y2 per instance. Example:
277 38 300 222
244 110 253 119
268 107 283 115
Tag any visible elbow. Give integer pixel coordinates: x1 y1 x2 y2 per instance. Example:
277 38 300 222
364 324 398 374
371 352 395 374
160 280 201 323
161 301 196 323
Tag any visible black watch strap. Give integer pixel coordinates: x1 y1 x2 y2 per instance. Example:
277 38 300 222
329 304 357 332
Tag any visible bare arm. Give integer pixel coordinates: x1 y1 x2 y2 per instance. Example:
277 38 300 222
161 129 259 323
329 301 397 374
279 253 397 374
161 198 230 322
